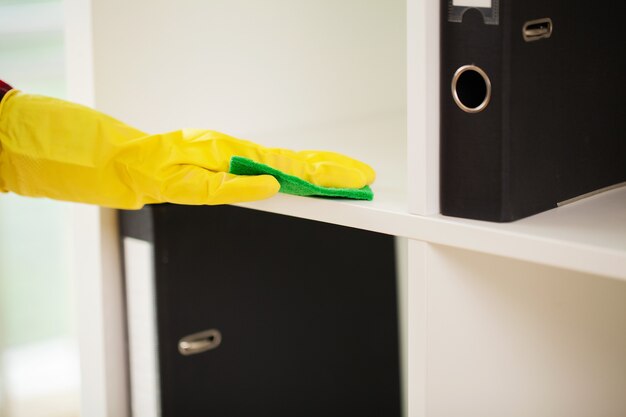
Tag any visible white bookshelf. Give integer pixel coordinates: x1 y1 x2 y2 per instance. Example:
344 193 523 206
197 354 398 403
65 0 626 416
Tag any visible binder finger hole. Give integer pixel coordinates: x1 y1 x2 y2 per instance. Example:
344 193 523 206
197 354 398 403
452 65 491 113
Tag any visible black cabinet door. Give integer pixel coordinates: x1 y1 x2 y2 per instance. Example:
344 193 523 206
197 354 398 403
124 204 400 417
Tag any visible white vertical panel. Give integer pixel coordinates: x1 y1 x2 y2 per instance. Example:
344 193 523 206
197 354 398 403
407 0 440 215
405 240 428 417
395 237 409 417
69 205 129 417
424 245 626 417
65 1 130 416
124 238 160 417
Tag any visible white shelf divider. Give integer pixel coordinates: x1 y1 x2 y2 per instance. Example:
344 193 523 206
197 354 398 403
407 0 440 216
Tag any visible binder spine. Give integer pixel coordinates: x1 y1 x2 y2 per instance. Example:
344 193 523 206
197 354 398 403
441 1 626 221
440 2 510 221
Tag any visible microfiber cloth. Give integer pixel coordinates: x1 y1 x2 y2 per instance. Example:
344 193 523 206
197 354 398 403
229 156 374 201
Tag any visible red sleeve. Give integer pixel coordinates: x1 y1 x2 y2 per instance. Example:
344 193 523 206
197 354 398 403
0 80 14 101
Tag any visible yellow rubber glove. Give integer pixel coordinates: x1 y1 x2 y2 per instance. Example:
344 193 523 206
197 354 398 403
0 90 375 209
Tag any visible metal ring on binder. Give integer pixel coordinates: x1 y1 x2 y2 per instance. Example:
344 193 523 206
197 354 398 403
451 65 492 113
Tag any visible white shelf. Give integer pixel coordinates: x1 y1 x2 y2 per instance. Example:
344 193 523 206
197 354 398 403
236 185 626 281
68 1 626 415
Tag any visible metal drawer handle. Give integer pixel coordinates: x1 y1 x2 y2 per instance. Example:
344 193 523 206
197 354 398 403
178 329 222 356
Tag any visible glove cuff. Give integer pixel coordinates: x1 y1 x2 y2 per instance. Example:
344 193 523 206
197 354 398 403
0 80 15 193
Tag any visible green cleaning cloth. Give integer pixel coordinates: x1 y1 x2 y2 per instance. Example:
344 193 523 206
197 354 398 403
229 156 374 201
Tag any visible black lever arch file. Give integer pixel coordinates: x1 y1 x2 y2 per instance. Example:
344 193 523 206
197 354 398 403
440 0 626 222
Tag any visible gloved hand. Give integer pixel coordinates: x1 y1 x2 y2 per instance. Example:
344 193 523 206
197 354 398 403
0 90 375 209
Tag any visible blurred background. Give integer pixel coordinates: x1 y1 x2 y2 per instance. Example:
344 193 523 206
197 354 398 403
0 0 81 416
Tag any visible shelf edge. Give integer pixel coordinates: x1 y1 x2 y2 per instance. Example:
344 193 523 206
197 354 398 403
234 194 626 282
